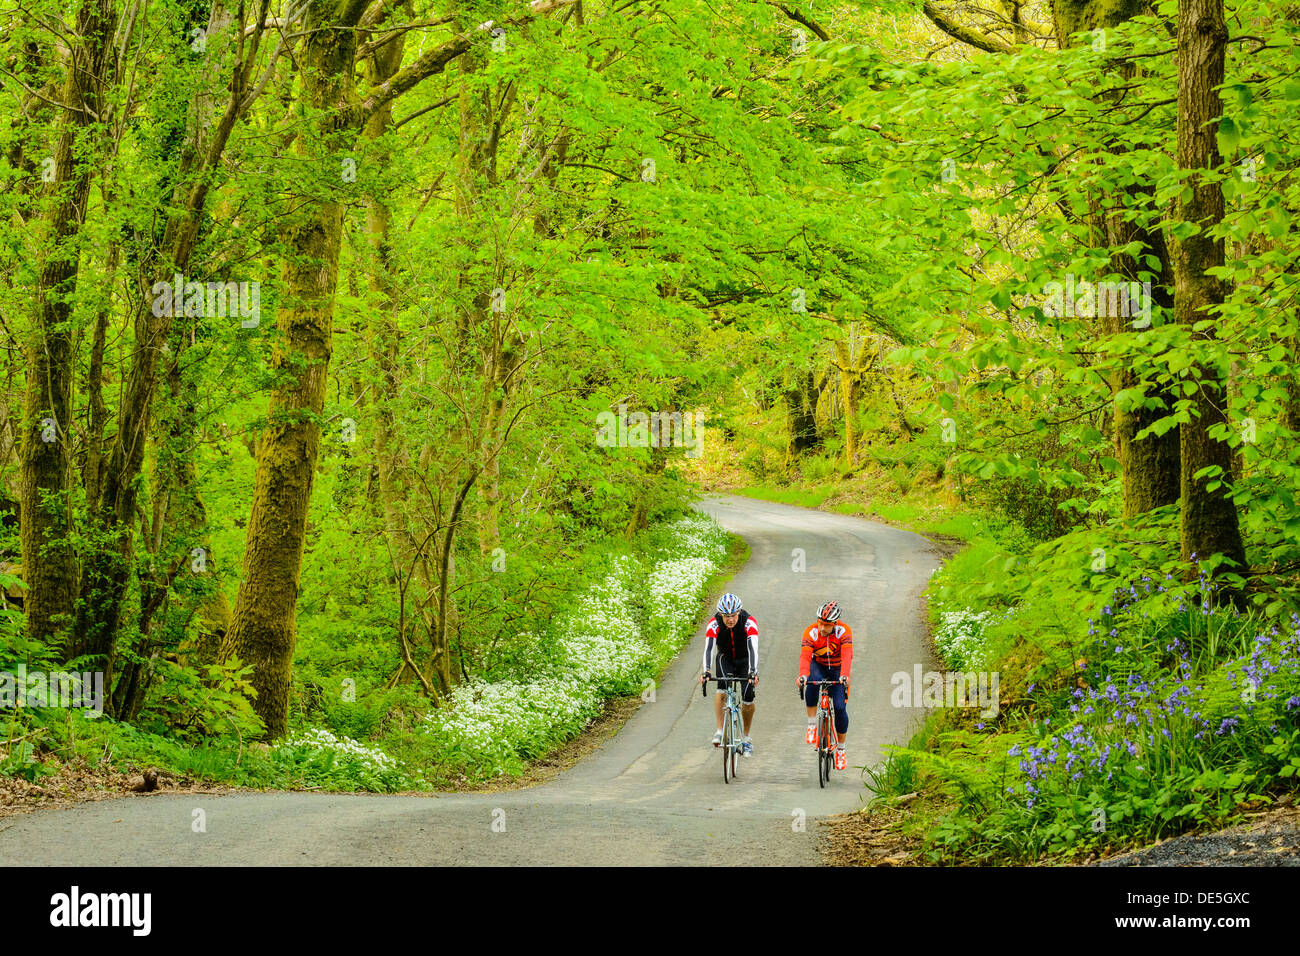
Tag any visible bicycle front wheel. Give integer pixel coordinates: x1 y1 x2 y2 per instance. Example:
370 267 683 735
722 713 733 784
730 712 740 779
817 714 830 788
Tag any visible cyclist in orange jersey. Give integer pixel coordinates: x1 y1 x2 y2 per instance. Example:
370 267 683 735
797 601 853 771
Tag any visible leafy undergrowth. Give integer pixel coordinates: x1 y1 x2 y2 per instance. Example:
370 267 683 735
410 512 736 781
2 512 743 796
866 547 1300 865
1 710 424 797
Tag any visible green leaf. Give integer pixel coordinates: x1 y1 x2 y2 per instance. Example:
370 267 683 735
1217 116 1240 154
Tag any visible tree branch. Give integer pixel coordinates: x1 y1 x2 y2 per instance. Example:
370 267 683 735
358 33 471 121
921 1 1015 54
769 1 829 42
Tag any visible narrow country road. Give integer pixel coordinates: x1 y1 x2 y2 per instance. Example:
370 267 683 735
0 495 941 866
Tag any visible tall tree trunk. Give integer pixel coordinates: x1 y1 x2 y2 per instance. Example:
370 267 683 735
359 28 444 688
221 4 475 732
1054 0 1182 517
222 6 362 737
1286 331 1300 436
158 324 232 665
479 332 522 554
82 242 118 512
1105 241 1182 517
783 367 820 460
20 0 117 647
832 325 870 467
453 44 517 557
70 1 264 683
1173 0 1247 588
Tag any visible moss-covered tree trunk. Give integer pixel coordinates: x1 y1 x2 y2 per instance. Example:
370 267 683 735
454 43 513 557
222 4 475 732
222 7 362 738
832 328 870 467
783 367 820 461
1105 227 1181 517
359 28 443 694
1286 331 1300 436
71 1 262 683
1054 0 1181 518
362 30 411 582
20 0 117 647
1048 0 1145 46
1172 0 1247 588
159 325 233 665
82 242 118 514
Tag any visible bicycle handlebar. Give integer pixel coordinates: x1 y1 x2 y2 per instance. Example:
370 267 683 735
702 675 754 697
798 677 847 698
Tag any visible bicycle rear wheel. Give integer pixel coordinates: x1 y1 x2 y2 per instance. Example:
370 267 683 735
722 712 733 784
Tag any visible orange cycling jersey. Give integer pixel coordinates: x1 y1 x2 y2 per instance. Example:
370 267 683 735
799 622 853 678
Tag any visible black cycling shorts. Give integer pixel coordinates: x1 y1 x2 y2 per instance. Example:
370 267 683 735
713 654 756 702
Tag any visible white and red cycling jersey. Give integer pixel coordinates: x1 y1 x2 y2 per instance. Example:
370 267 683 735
703 611 759 673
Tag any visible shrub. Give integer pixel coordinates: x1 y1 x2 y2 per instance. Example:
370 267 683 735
911 575 1300 862
416 511 731 778
802 454 837 483
270 728 421 792
933 608 994 670
138 658 264 743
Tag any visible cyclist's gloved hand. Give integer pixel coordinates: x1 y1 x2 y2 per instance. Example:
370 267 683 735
750 672 758 685
701 671 711 685
797 676 806 693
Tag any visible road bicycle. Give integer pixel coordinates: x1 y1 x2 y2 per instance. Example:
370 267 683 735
702 675 751 783
801 679 844 788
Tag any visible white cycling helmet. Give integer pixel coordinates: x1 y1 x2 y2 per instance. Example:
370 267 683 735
817 600 841 622
717 593 743 614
